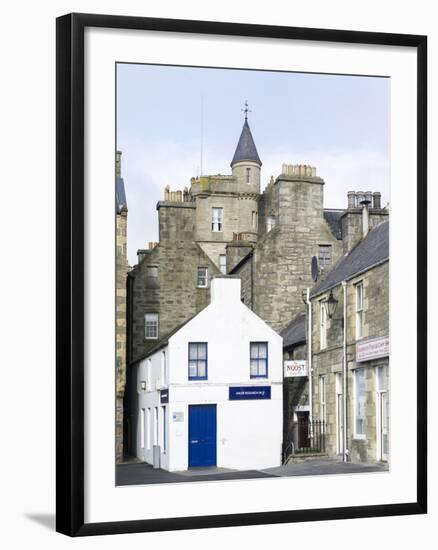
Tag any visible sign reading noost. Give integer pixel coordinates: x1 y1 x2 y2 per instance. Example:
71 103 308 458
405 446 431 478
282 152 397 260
284 360 307 377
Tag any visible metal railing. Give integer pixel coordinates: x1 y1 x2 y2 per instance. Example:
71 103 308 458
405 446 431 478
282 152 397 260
283 419 327 462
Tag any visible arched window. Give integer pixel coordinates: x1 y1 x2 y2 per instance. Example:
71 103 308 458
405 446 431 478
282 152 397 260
246 167 251 184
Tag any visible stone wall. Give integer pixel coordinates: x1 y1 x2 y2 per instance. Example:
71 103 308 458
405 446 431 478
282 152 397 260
253 174 343 332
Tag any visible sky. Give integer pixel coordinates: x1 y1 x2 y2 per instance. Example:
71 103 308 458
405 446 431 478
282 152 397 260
116 63 390 266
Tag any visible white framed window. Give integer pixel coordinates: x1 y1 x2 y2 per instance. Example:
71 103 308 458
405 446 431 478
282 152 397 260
246 167 251 183
145 313 158 339
140 408 145 449
161 405 167 452
318 245 332 268
320 300 327 350
146 408 151 450
250 342 268 378
267 215 276 232
153 407 158 446
319 375 327 426
197 267 208 287
354 368 366 438
355 282 364 340
212 207 223 232
219 254 227 274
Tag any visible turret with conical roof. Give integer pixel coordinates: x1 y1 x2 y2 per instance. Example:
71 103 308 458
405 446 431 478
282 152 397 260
231 103 261 193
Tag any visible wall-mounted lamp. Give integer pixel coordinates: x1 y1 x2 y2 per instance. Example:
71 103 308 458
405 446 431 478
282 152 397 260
325 290 338 319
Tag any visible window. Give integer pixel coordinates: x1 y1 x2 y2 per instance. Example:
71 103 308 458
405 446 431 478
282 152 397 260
320 301 327 349
146 265 158 277
354 368 366 437
197 267 208 287
153 407 158 446
219 255 227 274
318 245 332 268
145 313 158 339
251 210 258 229
246 167 251 183
267 215 276 232
355 282 364 339
140 408 145 449
212 207 223 232
320 375 327 425
161 406 167 452
188 342 208 380
250 342 268 378
146 408 151 449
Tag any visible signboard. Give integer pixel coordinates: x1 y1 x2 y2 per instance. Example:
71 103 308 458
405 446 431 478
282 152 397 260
172 411 184 422
229 386 271 400
160 388 169 404
284 360 308 377
356 336 389 362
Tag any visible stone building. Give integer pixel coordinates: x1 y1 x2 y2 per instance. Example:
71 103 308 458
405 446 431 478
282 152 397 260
116 151 128 462
309 207 389 463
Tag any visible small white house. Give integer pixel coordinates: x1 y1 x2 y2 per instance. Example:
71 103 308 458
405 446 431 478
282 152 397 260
131 277 283 471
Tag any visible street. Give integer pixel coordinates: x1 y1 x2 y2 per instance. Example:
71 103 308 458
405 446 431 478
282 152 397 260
116 458 388 486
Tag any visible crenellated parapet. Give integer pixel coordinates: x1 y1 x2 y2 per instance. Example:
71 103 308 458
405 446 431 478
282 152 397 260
163 185 193 202
281 163 317 177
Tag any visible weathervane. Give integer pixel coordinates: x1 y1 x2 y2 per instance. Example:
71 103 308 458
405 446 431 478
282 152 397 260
242 100 251 121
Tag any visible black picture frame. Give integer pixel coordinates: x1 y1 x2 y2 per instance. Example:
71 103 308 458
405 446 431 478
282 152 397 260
56 12 427 537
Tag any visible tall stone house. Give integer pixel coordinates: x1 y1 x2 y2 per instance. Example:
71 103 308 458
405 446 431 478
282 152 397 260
310 212 389 463
115 151 128 462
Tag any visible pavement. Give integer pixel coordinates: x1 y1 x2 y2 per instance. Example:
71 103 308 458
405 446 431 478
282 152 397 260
116 458 388 486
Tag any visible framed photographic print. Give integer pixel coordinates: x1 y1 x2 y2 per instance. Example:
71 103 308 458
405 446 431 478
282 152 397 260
56 13 427 536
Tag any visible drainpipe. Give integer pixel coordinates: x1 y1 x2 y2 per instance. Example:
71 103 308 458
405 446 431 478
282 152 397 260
306 288 313 439
342 280 349 462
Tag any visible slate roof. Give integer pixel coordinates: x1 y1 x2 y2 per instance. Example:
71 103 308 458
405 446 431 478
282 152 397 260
280 313 306 349
310 220 389 298
323 209 344 240
116 176 127 214
231 119 262 166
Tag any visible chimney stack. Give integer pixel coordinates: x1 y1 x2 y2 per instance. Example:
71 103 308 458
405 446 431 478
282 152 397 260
373 192 381 209
347 191 356 209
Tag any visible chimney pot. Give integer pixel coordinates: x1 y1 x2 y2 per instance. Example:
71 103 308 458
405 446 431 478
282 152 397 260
347 191 356 209
373 192 382 209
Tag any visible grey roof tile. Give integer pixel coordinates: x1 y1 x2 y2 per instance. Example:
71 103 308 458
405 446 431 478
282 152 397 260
310 220 389 298
231 119 262 166
116 176 127 213
280 313 306 348
324 209 344 240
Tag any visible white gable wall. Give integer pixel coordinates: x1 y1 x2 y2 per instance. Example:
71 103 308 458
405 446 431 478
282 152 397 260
135 278 283 471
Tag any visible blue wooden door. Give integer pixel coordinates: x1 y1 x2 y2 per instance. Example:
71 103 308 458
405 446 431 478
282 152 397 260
188 404 217 467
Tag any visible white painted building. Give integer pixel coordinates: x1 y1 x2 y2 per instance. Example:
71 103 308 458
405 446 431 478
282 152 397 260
131 277 283 471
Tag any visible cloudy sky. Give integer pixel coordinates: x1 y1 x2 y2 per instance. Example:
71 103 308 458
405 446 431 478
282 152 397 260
117 64 390 266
